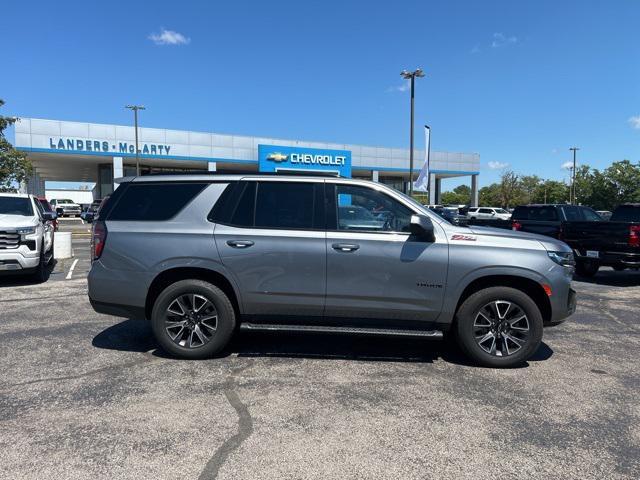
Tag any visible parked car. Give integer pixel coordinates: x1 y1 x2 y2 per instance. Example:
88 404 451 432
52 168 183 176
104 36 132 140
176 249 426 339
50 198 82 217
88 175 576 368
511 204 602 239
428 206 469 226
37 197 58 231
596 210 613 221
467 207 512 220
0 193 55 282
561 204 640 277
80 199 104 223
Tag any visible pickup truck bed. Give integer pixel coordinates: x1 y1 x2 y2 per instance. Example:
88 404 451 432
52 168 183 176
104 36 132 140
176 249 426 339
562 204 640 275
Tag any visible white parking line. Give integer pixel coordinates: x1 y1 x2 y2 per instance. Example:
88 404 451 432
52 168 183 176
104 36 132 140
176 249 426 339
66 259 79 280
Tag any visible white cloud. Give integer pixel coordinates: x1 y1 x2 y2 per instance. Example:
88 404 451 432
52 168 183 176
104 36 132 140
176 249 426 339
487 161 509 170
561 161 574 170
628 115 640 129
386 80 410 93
491 32 518 48
149 28 191 46
470 44 481 54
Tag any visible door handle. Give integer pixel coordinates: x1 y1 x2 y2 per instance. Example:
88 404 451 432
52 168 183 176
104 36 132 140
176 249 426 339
226 240 254 248
332 243 360 252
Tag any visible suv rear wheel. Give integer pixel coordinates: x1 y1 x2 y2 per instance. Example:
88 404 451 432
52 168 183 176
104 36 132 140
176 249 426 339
151 280 236 359
455 287 543 368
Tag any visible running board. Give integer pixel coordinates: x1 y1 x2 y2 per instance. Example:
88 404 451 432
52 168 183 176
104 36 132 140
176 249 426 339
239 323 443 338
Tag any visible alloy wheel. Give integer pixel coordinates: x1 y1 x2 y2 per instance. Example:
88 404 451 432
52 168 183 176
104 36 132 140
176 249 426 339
165 294 218 349
473 300 530 357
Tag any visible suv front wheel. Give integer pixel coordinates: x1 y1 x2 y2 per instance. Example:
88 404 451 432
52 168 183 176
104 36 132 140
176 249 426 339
151 280 236 359
455 287 543 368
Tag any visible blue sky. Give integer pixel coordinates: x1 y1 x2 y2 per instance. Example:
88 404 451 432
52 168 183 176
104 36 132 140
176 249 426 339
3 0 639 190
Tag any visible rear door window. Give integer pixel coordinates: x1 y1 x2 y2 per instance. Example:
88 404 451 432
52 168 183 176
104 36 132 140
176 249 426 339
107 182 208 221
513 206 558 221
255 182 315 230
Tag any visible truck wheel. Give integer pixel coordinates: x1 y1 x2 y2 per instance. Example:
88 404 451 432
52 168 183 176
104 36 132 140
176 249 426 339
151 280 236 360
30 249 47 284
455 287 543 368
575 259 599 278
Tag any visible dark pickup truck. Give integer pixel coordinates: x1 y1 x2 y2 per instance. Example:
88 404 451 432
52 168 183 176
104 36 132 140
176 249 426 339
511 204 602 238
562 204 640 277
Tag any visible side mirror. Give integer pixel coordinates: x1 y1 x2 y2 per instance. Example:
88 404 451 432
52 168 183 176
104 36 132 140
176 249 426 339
42 211 57 222
410 214 435 242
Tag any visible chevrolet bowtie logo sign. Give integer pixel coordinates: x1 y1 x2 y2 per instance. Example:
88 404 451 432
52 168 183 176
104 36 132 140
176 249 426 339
267 152 288 162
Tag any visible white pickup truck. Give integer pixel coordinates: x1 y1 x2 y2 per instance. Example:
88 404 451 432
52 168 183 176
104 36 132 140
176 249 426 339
0 193 55 282
50 198 82 217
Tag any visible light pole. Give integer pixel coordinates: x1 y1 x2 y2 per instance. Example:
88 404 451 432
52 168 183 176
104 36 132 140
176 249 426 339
125 105 146 176
400 68 425 196
569 147 579 204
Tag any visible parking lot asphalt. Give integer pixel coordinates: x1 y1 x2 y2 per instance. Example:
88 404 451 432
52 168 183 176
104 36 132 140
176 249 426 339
0 234 639 479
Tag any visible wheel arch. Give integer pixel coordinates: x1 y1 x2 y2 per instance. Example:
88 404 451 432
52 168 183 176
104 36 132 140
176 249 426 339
454 275 552 324
145 267 241 321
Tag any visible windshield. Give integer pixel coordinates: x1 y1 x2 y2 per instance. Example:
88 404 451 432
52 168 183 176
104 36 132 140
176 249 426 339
0 197 34 216
494 208 509 214
58 199 74 204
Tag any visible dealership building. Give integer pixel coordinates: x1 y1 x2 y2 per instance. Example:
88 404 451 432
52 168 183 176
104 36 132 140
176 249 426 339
14 118 480 205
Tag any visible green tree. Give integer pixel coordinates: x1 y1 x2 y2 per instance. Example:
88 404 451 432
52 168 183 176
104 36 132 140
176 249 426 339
479 183 502 206
499 170 522 208
441 184 471 205
603 160 640 205
0 100 32 192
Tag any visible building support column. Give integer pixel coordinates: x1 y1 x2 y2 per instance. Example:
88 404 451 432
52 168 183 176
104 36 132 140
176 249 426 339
471 174 479 207
435 178 442 204
372 170 379 182
208 161 217 172
428 173 436 205
113 157 123 192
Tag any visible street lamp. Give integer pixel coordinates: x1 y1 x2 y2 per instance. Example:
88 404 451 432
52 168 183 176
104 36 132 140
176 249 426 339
400 68 425 196
125 105 146 176
569 147 580 204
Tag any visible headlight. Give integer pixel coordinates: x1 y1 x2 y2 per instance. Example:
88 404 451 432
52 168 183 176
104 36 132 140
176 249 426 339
16 227 36 235
548 251 575 267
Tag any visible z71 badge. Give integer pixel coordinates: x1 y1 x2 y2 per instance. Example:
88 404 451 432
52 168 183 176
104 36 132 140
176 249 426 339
451 234 477 241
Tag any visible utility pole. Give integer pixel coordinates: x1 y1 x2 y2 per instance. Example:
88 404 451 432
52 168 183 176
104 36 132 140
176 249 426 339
569 147 579 204
125 105 146 176
400 68 425 196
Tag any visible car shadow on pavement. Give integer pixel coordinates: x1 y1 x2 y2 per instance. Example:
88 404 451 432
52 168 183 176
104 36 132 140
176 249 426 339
0 260 56 287
93 319 554 368
575 270 640 287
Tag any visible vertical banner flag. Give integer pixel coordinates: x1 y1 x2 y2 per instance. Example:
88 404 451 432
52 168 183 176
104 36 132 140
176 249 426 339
414 125 431 192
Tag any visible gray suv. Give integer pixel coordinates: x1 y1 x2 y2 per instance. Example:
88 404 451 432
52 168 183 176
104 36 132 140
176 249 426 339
88 175 576 367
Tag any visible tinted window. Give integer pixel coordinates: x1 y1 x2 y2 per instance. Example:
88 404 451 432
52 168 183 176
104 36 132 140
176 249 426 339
580 208 602 222
334 184 412 232
231 182 256 227
108 183 207 221
562 206 582 221
255 182 314 229
38 199 53 212
0 197 33 216
611 205 640 222
513 206 558 221
479 208 493 214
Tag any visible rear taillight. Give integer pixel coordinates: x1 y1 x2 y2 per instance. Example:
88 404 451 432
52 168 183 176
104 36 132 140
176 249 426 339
512 221 522 231
91 220 107 261
630 225 640 247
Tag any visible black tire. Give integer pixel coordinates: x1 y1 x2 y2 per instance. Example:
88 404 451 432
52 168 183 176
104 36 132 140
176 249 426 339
612 265 626 272
455 286 543 368
151 280 236 359
575 259 599 278
30 249 47 284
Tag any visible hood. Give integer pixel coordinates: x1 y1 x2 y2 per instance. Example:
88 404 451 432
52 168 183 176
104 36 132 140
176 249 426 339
467 225 571 252
0 214 38 229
